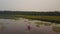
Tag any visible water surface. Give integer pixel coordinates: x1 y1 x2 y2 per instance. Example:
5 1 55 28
0 18 60 34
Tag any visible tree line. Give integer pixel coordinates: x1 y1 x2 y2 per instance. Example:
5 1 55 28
0 11 60 16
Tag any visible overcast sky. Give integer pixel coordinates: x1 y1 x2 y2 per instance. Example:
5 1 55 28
0 0 60 11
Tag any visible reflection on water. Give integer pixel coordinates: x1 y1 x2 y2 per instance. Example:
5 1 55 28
52 24 60 33
0 18 60 34
35 22 43 25
0 23 6 31
52 26 60 32
36 24 40 28
44 23 52 26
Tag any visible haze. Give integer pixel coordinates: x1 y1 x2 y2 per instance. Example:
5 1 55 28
0 0 60 11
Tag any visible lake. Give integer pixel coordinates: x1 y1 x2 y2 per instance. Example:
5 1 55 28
0 18 60 34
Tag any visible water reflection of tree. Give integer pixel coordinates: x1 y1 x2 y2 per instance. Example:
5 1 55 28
0 23 6 31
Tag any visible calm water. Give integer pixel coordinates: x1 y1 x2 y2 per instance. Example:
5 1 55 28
0 18 60 34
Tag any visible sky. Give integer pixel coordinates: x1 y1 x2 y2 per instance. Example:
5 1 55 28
0 0 60 11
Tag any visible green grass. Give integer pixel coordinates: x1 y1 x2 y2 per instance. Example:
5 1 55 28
23 16 60 24
35 22 52 26
0 15 60 24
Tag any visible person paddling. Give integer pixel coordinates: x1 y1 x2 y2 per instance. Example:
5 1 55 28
27 25 31 31
26 22 31 31
27 22 31 31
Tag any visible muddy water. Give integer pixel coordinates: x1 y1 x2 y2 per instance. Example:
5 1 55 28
0 18 60 34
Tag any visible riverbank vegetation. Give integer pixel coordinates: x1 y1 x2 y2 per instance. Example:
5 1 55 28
0 11 60 24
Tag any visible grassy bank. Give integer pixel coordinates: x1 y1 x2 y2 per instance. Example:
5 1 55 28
22 16 60 24
0 15 60 24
